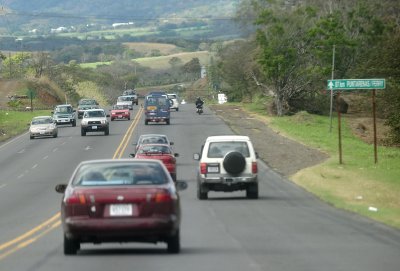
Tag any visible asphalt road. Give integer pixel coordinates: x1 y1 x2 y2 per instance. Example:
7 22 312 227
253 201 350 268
1 103 400 271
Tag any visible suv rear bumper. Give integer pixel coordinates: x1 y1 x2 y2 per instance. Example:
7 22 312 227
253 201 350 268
198 175 257 192
81 124 109 132
55 118 75 124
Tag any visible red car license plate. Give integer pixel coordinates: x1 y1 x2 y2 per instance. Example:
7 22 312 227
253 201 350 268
109 204 137 216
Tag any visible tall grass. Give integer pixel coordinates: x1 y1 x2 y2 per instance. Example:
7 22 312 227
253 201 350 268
0 110 51 142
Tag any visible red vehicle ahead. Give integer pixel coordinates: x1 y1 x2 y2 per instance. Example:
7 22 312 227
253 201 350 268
132 144 179 182
110 104 130 121
55 159 187 255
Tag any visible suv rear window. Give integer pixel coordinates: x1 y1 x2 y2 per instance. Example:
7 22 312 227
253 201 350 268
167 94 177 99
55 106 73 113
207 142 250 158
123 90 136 95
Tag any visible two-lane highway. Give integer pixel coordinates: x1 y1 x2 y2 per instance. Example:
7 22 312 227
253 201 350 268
1 103 400 271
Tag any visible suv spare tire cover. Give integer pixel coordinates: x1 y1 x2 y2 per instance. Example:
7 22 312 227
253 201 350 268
223 151 246 175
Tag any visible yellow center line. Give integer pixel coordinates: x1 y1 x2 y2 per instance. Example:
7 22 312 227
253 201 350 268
0 107 143 261
113 107 143 159
0 221 61 261
0 213 60 252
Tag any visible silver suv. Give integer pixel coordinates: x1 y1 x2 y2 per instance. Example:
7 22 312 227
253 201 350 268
52 104 76 126
80 109 110 136
193 135 259 199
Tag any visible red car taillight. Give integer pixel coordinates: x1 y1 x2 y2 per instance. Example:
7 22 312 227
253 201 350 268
252 162 258 174
154 191 172 203
65 192 86 204
164 156 176 164
200 163 207 174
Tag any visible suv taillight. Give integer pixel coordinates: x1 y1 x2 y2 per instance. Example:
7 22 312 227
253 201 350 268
252 162 258 174
200 163 207 174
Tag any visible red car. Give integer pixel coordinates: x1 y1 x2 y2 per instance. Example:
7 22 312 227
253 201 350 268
55 159 187 255
110 104 130 121
132 144 179 182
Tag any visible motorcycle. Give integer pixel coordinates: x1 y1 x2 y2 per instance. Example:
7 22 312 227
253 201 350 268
196 104 203 115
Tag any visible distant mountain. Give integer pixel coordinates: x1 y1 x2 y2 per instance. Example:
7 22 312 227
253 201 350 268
1 0 241 32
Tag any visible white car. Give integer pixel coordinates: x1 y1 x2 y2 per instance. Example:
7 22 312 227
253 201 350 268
29 116 58 139
193 135 259 199
117 95 133 110
80 109 110 136
167 93 179 111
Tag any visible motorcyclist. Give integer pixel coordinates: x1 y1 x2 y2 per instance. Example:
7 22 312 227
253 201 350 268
195 97 204 109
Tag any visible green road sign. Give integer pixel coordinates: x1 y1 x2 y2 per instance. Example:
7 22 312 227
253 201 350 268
327 79 385 90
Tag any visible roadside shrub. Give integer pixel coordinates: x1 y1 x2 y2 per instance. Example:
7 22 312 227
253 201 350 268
382 82 400 145
289 92 331 115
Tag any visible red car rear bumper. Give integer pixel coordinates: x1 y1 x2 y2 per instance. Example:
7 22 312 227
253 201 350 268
64 216 179 242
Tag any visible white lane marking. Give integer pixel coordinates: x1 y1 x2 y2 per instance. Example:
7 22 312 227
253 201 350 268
52 148 58 152
32 164 38 169
85 146 92 151
0 132 29 150
17 174 24 179
43 155 49 160
0 184 7 190
61 142 67 145
17 149 26 154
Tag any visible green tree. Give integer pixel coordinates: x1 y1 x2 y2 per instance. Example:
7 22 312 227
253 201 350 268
1 52 31 78
217 40 259 102
181 58 201 81
255 5 319 115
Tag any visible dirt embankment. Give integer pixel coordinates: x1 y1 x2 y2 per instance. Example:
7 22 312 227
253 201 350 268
0 79 62 109
0 80 24 107
209 104 330 177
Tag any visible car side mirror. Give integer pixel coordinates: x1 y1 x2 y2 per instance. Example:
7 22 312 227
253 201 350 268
51 111 54 114
175 181 188 191
255 152 259 159
129 153 135 158
106 114 110 118
170 142 174 145
174 153 179 157
55 184 67 193
193 153 200 160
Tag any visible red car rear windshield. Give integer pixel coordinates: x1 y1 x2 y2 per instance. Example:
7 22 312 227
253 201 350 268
72 162 168 186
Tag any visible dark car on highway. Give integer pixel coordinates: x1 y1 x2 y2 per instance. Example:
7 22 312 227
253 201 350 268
144 94 171 125
77 98 99 119
55 159 187 255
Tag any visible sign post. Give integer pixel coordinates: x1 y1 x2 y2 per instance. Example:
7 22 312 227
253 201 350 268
327 79 385 164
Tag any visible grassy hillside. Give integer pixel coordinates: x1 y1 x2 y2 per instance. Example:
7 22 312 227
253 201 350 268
80 50 212 69
123 42 183 56
134 51 211 69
